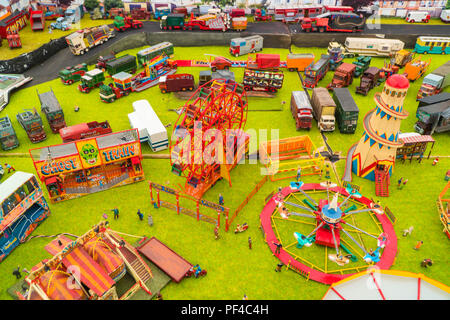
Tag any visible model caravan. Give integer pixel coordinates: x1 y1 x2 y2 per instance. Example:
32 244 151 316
344 37 404 56
128 100 168 152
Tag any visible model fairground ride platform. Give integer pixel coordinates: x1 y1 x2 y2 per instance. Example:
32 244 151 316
19 221 153 300
170 79 249 199
260 182 397 285
437 181 450 239
29 129 144 203
323 269 450 300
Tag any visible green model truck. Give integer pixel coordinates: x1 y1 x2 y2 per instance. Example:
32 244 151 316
160 14 185 30
333 87 359 134
78 69 105 93
353 56 371 78
58 63 88 85
105 55 137 76
16 108 47 143
0 116 19 150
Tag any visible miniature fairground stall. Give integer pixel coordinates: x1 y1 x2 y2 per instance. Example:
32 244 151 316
0 172 51 263
20 221 153 300
29 129 144 203
396 132 435 161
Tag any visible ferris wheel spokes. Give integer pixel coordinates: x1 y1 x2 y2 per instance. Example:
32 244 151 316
340 228 369 256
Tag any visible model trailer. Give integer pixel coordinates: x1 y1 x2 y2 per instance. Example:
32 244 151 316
286 53 315 72
105 55 137 76
37 89 66 133
159 74 195 93
344 37 405 57
65 25 115 56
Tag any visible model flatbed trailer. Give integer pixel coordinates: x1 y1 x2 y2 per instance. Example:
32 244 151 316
304 54 330 88
38 89 66 133
128 100 168 152
301 12 365 33
344 37 405 57
65 25 115 56
0 116 19 151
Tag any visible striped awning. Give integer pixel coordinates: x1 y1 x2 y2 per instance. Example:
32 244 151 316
399 135 435 144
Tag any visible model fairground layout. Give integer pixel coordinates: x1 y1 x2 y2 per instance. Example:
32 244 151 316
0 0 448 305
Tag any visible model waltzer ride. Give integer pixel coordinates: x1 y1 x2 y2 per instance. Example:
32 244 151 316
260 181 397 284
170 79 248 199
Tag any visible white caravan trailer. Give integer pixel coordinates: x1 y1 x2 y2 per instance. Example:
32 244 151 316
128 100 168 152
344 37 405 57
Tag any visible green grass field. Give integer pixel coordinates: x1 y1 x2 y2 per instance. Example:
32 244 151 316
0 44 448 300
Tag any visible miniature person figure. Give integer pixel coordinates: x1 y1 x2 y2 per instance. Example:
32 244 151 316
74 105 80 112
296 167 302 182
112 207 119 220
432 157 439 166
218 193 224 205
248 237 252 250
137 209 144 221
147 214 153 226
275 262 284 272
12 266 21 279
325 165 331 179
156 292 163 300
272 241 282 255
402 178 408 188
418 153 424 163
414 240 424 250
402 226 414 237
102 213 108 220
243 294 248 300
397 177 403 189
402 153 407 163
214 225 219 240
421 259 433 268
4 163 15 174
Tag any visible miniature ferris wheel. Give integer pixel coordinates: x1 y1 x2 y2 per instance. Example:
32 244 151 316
261 181 397 284
170 79 248 199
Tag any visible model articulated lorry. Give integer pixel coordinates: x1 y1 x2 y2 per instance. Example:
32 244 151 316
58 63 87 85
113 16 143 32
327 62 356 90
311 87 336 132
416 61 450 100
65 25 115 56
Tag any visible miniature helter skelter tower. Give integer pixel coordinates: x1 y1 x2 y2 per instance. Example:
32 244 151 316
170 79 248 199
352 74 409 186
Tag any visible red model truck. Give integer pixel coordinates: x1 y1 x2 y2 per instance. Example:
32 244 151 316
30 10 45 31
159 74 195 93
327 62 356 89
59 121 112 142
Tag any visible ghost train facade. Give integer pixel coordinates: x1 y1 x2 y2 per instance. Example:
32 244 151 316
29 129 144 203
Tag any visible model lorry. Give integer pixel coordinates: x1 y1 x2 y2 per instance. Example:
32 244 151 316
352 56 371 77
246 53 280 70
243 69 284 92
304 54 330 88
37 89 66 133
414 100 450 135
159 74 195 93
0 116 19 151
254 8 272 21
59 121 112 143
290 91 313 131
210 56 232 72
229 35 263 57
64 4 83 24
105 55 137 76
96 54 116 70
160 14 185 30
416 61 450 100
30 10 45 31
65 25 114 56
154 6 171 20
356 66 381 96
113 16 143 32
394 49 413 67
286 53 315 72
301 12 365 33
311 87 336 132
333 87 359 134
183 13 230 31
405 11 430 23
78 69 105 93
58 63 87 85
16 109 47 143
50 17 70 31
327 62 356 89
404 58 430 81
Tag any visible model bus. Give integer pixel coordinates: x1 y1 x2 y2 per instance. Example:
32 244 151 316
136 42 174 67
414 36 450 55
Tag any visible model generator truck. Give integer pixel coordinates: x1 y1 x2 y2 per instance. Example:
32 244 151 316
66 25 115 55
311 87 336 132
16 108 47 143
333 87 359 134
78 69 105 93
327 62 356 89
394 49 413 67
37 89 66 133
58 63 87 85
356 66 381 96
0 116 19 151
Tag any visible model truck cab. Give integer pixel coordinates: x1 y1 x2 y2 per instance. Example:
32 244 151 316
16 109 47 143
356 66 381 96
0 116 19 150
417 74 444 100
327 62 356 89
290 91 313 131
159 74 195 93
59 121 112 142
78 69 105 93
210 56 232 72
406 11 430 23
333 87 359 133
311 87 336 132
229 35 263 57
155 6 171 20
58 63 87 85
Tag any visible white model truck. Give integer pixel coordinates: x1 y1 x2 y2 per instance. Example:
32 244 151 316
229 35 263 57
65 25 114 55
